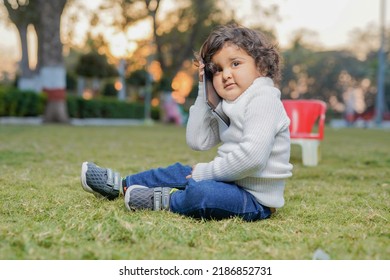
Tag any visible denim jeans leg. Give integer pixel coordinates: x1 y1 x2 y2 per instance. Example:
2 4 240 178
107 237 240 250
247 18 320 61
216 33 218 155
170 179 272 221
124 162 192 189
124 162 271 221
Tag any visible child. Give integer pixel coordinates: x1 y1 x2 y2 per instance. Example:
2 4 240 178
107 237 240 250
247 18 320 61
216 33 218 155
80 24 293 221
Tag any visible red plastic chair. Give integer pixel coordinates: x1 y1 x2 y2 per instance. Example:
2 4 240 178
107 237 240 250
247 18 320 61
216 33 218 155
282 99 327 166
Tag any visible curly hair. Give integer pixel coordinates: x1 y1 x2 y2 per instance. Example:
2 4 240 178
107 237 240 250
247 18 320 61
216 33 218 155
195 24 281 83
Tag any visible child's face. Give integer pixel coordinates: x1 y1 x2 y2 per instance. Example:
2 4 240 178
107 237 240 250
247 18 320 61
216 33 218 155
211 43 261 101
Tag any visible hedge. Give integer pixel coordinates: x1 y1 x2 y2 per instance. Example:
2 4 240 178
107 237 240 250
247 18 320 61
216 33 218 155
0 86 159 120
0 87 45 117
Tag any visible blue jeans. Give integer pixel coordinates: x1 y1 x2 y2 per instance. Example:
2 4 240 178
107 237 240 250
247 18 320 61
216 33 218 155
124 162 272 221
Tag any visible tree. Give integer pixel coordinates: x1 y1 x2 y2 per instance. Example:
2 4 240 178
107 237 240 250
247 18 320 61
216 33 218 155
3 0 39 89
154 0 226 80
3 0 70 123
99 0 228 85
281 37 373 118
38 0 69 123
76 52 118 79
75 51 119 97
348 24 390 117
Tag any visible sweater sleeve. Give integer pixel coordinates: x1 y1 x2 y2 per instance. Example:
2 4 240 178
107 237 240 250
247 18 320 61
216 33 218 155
186 82 221 151
192 90 287 182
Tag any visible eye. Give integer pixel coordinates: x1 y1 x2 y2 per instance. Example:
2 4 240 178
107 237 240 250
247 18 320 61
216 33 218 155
232 61 240 67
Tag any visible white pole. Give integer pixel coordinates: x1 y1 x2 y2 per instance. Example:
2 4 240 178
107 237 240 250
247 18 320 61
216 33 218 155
144 41 153 124
118 59 126 101
375 0 387 125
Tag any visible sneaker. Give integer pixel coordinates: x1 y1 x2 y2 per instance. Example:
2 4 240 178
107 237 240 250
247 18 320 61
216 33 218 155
80 162 121 200
124 185 172 211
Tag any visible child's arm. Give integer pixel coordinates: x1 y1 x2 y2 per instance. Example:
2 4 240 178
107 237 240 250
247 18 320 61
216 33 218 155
186 61 221 150
186 81 221 150
192 92 289 182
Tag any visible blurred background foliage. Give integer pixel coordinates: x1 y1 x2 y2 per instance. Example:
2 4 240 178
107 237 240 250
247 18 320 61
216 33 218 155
0 0 389 122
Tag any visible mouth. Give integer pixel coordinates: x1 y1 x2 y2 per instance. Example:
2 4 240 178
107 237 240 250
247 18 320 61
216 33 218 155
224 83 236 89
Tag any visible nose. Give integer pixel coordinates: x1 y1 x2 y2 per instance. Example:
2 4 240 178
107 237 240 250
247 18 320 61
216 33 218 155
222 68 232 81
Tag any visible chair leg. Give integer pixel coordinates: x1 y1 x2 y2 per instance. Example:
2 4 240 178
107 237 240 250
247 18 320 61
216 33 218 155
300 140 320 166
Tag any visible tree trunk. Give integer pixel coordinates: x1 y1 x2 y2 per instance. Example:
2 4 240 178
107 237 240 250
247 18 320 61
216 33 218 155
3 1 39 91
39 0 69 123
16 23 40 91
17 24 31 77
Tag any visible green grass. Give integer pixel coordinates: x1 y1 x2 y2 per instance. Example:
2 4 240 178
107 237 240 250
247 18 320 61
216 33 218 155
0 124 389 260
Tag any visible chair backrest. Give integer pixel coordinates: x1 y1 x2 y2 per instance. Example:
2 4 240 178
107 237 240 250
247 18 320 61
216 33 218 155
282 99 327 140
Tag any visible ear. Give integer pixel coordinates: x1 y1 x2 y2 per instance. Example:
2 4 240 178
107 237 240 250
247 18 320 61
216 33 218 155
256 66 264 77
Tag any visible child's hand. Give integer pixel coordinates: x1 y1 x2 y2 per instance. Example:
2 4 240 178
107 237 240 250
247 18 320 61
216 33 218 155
186 165 196 179
199 62 205 82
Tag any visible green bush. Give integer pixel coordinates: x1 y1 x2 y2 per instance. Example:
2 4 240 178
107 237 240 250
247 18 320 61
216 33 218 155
66 96 148 119
0 86 45 117
0 86 159 120
102 82 118 97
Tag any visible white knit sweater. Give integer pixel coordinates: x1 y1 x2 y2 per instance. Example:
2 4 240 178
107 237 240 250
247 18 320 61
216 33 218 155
186 77 293 208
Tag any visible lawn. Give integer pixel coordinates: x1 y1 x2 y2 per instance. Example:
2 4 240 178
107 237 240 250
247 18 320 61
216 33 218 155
0 124 389 260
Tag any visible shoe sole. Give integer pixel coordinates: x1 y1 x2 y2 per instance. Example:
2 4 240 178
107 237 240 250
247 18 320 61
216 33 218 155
80 161 104 199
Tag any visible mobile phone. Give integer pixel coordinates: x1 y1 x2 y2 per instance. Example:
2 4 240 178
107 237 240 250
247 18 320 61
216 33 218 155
203 69 230 127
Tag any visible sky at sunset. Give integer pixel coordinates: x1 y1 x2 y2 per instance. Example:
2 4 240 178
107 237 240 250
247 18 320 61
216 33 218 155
0 0 389 78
